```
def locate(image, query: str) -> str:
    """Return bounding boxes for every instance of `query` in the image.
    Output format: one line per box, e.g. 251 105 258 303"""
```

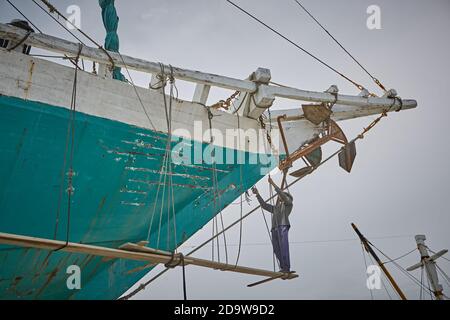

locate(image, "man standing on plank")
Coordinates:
252 176 293 273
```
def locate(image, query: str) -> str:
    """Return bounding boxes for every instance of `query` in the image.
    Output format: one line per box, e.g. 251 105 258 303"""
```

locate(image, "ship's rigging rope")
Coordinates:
293 0 387 93
29 0 85 73
7 0 412 298
53 44 82 250
29 0 185 250
117 52 156 130
381 247 416 265
157 69 171 249
360 242 374 300
436 264 450 287
6 31 32 52
30 1 86 71
5 0 43 33
366 251 394 299
232 100 244 268
5 0 82 70
144 64 178 252
121 100 406 299
165 66 178 252
224 0 368 92
181 254 187 300
137 62 202 252
121 152 322 299
35 0 117 72
366 240 437 298
267 182 279 271
32 0 86 45
170 234 415 249
205 106 229 265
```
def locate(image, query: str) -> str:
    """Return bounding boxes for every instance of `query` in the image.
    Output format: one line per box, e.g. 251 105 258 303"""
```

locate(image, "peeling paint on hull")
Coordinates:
0 95 276 300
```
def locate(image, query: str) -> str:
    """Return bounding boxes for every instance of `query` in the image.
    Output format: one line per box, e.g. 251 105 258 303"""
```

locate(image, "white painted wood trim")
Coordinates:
192 84 210 105
265 85 416 111
0 24 257 93
0 49 277 156
0 23 418 112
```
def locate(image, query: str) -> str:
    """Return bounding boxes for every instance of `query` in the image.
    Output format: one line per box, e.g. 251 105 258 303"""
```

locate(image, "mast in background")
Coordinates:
351 223 407 300
407 235 448 300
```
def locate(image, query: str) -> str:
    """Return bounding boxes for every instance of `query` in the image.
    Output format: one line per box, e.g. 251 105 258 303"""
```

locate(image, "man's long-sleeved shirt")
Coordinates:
255 185 293 229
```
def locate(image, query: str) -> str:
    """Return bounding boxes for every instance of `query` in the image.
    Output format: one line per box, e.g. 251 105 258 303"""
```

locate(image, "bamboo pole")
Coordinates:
0 232 298 280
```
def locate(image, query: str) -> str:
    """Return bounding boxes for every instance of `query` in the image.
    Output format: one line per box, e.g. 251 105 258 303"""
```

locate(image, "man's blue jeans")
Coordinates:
271 225 290 272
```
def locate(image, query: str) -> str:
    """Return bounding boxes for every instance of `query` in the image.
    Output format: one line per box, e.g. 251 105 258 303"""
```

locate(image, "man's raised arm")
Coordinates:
269 177 292 205
252 187 274 213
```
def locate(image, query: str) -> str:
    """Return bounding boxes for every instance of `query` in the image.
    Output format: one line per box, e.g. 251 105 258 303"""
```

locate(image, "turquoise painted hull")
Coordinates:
0 95 275 299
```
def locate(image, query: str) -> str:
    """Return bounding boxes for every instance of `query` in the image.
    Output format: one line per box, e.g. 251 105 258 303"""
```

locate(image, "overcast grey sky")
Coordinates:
2 0 449 300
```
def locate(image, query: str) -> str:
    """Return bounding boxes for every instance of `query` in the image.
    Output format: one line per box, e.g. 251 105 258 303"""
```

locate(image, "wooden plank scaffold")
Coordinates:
0 232 298 282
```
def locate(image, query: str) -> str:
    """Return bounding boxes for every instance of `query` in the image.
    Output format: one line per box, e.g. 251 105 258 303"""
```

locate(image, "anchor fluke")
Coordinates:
290 166 313 178
338 141 357 173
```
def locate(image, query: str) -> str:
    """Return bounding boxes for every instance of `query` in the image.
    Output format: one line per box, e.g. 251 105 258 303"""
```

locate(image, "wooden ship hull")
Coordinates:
0 23 416 299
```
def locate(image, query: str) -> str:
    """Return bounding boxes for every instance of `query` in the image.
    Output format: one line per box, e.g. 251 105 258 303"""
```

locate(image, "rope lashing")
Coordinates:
395 97 403 112
201 100 230 264
98 0 126 81
164 252 188 300
293 0 388 94
121 112 389 300
164 251 184 269
35 0 115 70
6 31 32 52
358 97 401 139
225 0 368 92
54 43 83 251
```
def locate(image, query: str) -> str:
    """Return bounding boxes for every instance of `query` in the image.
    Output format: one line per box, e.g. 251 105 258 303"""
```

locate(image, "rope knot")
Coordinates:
394 97 403 112
165 252 184 269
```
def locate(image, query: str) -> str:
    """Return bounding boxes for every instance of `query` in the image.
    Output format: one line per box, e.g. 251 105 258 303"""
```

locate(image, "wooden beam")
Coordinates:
98 63 112 79
121 243 298 279
0 232 298 280
268 98 416 123
0 23 417 111
192 84 211 105
245 68 274 119
0 23 257 93
265 85 417 112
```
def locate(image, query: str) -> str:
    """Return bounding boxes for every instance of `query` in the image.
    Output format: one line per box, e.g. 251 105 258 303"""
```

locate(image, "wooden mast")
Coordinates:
351 223 407 300
407 235 448 300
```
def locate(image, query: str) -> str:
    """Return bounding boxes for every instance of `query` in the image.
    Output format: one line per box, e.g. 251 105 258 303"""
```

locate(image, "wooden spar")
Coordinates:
268 99 416 122
0 23 418 111
407 235 447 300
0 232 298 280
265 85 416 110
247 274 284 287
0 23 255 93
351 223 407 300
120 243 298 279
